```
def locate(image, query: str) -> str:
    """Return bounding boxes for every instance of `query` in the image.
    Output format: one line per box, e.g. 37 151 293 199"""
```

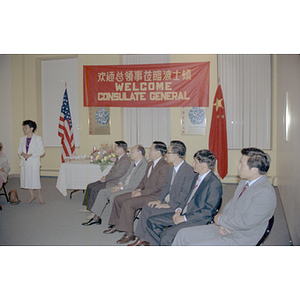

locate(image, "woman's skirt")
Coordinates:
20 165 41 189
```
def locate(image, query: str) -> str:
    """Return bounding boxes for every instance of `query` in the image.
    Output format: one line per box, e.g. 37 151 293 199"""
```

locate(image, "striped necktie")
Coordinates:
182 175 201 214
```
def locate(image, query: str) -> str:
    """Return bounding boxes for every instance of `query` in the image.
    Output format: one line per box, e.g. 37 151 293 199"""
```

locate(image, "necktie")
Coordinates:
238 182 249 199
182 175 201 214
124 163 136 186
164 168 176 203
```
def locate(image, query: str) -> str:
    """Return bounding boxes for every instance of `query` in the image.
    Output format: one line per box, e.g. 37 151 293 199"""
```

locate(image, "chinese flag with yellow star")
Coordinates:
209 84 228 179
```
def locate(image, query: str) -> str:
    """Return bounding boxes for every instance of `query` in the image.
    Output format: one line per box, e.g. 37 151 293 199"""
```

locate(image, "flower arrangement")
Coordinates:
90 143 117 172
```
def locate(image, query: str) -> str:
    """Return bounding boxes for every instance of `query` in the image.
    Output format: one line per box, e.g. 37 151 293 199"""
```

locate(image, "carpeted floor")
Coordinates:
0 176 293 246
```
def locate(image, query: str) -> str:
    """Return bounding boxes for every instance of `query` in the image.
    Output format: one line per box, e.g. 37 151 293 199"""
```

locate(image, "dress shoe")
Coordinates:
116 233 135 244
82 218 102 226
128 238 141 246
128 238 150 246
103 226 117 234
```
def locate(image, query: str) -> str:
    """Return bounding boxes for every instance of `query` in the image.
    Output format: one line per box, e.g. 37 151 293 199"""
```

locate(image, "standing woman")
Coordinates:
17 120 45 204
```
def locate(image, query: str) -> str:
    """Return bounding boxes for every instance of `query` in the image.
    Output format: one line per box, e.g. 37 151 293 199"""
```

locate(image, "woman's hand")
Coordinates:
21 152 32 159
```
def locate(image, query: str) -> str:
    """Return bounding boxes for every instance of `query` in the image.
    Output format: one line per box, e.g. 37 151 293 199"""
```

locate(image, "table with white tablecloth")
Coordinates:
56 160 112 197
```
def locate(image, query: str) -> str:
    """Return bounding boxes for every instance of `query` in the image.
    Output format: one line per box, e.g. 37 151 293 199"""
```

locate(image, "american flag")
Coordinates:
58 88 75 162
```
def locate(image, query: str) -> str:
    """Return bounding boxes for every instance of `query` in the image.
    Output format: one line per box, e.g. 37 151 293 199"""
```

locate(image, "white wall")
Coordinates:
0 54 14 175
276 54 300 245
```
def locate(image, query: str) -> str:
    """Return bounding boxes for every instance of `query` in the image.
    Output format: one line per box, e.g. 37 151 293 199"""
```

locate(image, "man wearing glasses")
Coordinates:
128 140 195 246
103 141 170 244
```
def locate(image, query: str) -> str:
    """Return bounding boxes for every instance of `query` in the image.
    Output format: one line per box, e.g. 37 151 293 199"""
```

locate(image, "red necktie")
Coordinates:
238 182 249 199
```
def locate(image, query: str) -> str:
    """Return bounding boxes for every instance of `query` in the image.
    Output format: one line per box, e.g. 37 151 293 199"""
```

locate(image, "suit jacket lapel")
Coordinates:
195 171 212 196
131 158 144 176
171 163 182 187
182 171 213 210
181 174 198 208
150 157 163 176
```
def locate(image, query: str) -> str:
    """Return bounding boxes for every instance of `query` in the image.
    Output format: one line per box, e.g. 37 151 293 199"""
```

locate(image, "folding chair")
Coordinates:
256 215 274 246
207 197 222 224
0 181 9 202
133 208 142 222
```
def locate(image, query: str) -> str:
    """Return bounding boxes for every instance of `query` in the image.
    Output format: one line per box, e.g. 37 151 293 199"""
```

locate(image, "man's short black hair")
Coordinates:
153 141 167 156
241 147 271 175
115 140 128 152
193 149 216 169
170 140 186 158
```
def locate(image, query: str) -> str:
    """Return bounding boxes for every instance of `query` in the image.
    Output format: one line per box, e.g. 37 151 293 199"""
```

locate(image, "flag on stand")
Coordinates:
209 84 228 179
58 88 75 162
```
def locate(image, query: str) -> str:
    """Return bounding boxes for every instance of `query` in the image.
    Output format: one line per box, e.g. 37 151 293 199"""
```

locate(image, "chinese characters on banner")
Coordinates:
83 62 210 107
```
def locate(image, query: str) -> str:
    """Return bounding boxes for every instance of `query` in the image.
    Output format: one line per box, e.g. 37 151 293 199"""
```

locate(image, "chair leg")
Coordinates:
3 185 9 202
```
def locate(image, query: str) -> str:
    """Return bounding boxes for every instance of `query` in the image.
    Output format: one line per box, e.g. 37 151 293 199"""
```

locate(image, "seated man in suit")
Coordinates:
172 147 277 246
146 149 222 246
81 141 131 212
128 140 195 246
82 145 148 226
103 141 170 244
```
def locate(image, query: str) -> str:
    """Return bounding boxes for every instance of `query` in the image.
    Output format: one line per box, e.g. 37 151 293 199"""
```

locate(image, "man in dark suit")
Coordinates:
172 147 276 246
81 141 131 212
128 140 195 246
103 141 170 244
145 149 223 246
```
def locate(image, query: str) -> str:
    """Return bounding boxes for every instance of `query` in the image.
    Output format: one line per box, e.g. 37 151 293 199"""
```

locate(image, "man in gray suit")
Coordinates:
172 147 277 246
128 140 195 246
145 149 223 246
82 145 148 226
81 141 131 214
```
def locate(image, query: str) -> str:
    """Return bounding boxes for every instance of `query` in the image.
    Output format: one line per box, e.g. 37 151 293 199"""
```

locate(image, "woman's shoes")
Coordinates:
26 197 36 204
82 218 102 226
26 197 45 204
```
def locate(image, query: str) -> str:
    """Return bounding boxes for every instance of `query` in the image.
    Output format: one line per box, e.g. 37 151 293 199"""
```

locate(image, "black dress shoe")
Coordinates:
82 218 102 226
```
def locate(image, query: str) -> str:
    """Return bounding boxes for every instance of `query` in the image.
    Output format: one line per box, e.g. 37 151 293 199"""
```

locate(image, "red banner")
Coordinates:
83 62 210 107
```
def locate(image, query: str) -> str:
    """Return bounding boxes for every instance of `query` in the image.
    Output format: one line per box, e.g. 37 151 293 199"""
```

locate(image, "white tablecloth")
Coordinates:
56 160 112 196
